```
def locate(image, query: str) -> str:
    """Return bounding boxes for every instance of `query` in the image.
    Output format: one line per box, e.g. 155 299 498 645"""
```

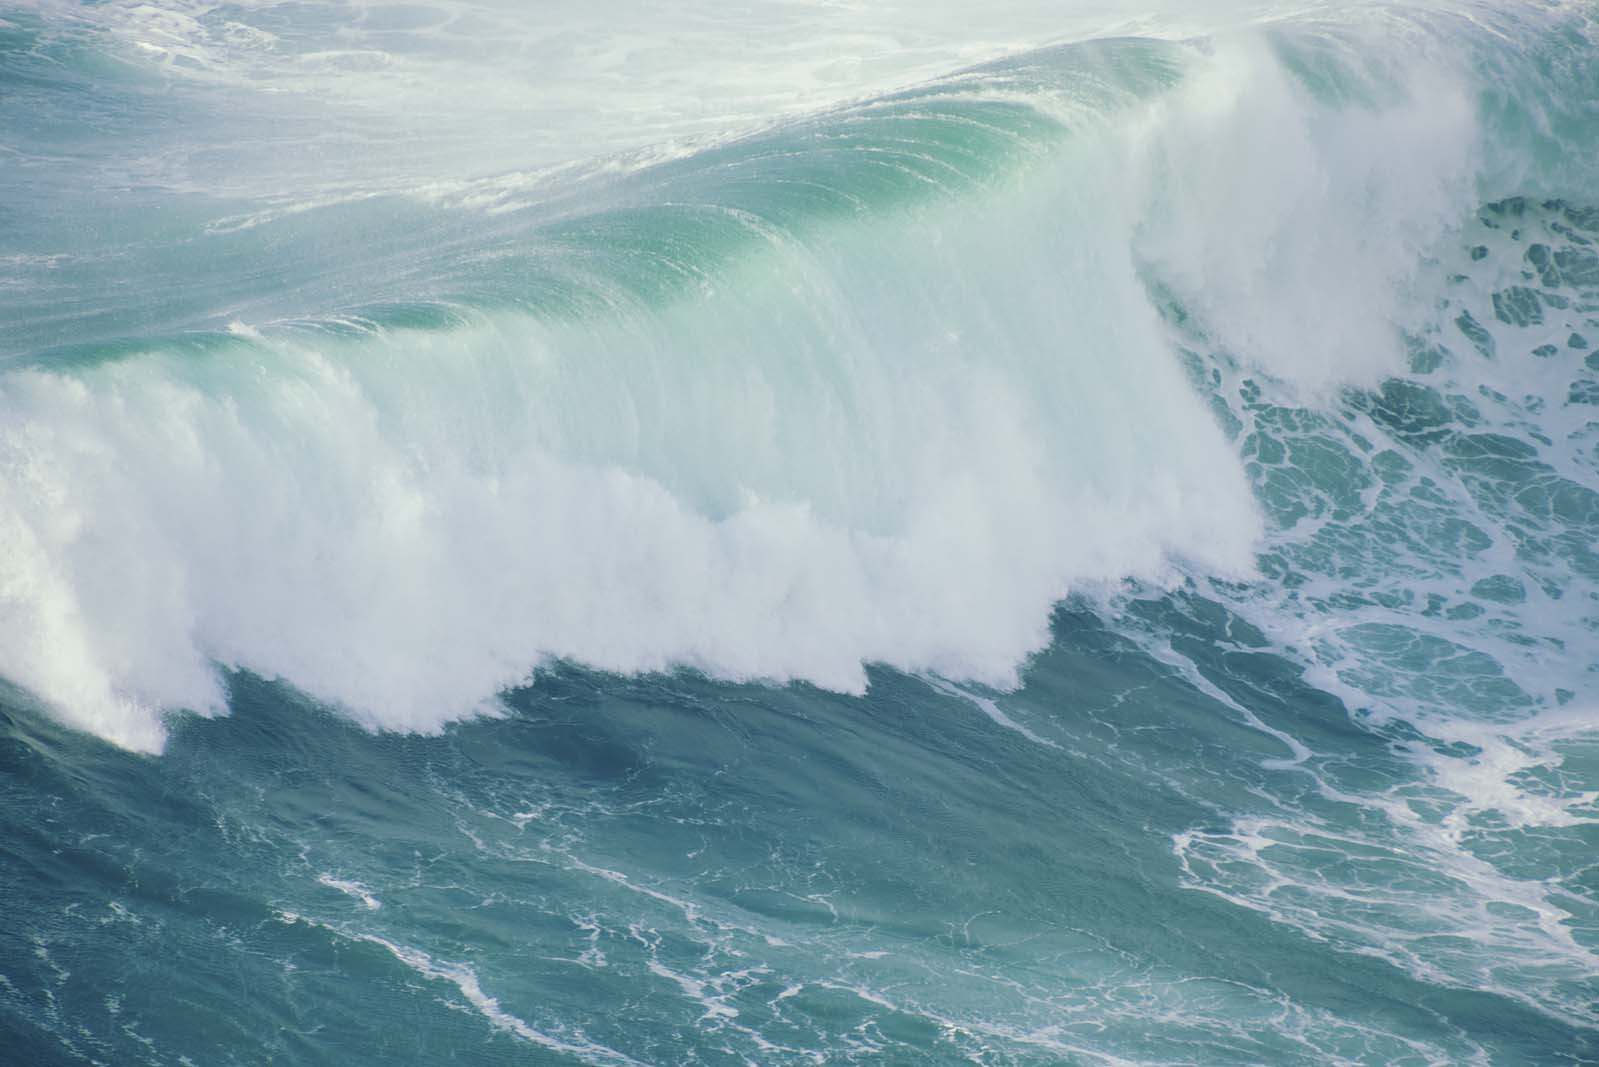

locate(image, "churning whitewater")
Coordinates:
2 2 1598 1065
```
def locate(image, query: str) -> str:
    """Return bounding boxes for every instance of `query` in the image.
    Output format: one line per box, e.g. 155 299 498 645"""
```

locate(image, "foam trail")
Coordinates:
276 912 643 1065
923 676 1061 748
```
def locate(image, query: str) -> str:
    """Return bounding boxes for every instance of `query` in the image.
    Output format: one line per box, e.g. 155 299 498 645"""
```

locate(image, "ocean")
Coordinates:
2 2 1597 1063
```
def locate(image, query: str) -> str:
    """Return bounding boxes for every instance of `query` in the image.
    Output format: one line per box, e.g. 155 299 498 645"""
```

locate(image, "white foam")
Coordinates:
1152 250 1599 1026
1128 30 1480 395
317 874 383 911
0 117 1264 749
923 676 1060 748
277 912 642 1064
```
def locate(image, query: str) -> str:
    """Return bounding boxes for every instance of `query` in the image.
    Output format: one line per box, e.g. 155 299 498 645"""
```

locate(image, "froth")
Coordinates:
0 160 1260 749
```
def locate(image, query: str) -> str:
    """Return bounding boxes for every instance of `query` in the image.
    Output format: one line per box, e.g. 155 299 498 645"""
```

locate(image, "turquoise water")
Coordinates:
3 3 1598 1064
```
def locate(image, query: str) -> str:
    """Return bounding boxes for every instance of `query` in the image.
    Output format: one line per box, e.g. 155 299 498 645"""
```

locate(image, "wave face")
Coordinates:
3 2 1599 1065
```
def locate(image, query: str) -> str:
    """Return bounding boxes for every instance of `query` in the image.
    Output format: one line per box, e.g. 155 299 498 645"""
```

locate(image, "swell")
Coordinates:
1 4 1596 751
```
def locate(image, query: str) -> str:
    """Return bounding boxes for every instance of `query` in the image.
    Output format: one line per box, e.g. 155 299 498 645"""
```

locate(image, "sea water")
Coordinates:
2 2 1597 1064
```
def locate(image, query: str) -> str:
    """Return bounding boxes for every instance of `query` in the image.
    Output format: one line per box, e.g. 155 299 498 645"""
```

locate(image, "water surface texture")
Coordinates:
3 2 1598 1064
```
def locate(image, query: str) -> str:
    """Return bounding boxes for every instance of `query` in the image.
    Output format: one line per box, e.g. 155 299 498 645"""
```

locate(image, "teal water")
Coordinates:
3 3 1599 1064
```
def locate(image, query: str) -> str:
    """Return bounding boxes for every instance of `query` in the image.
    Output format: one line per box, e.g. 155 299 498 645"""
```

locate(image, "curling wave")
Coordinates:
0 3 1595 751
